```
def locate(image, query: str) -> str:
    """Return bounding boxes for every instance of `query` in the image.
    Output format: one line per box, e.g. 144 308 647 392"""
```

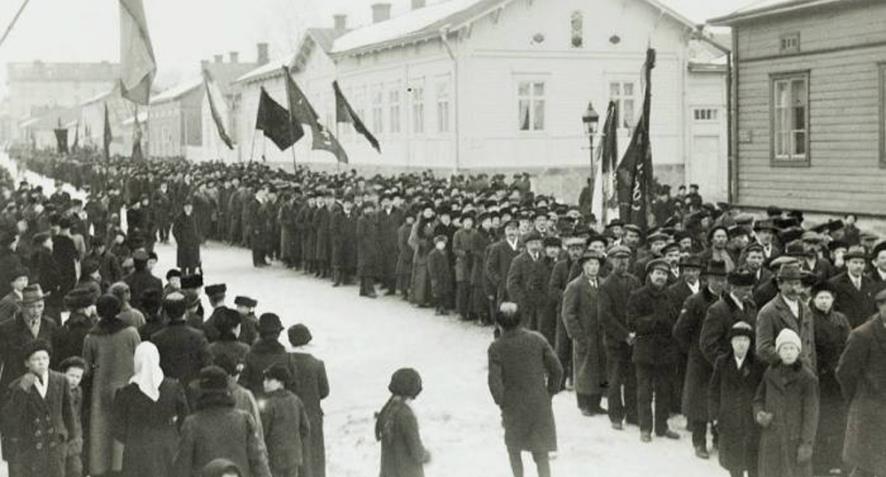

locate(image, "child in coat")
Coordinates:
260 364 310 477
427 235 453 315
59 356 87 477
708 322 765 477
375 368 431 477
753 328 819 477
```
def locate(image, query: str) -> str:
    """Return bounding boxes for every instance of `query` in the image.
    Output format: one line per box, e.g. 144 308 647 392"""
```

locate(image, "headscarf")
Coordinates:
130 341 164 402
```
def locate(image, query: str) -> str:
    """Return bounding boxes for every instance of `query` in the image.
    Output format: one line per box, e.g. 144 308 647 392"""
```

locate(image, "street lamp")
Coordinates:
581 101 600 182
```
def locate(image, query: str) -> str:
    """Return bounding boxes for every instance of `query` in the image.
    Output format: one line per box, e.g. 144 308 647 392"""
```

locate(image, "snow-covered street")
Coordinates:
2 156 724 477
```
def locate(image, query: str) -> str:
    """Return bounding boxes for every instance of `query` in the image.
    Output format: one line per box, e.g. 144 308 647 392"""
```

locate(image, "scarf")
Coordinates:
130 341 164 402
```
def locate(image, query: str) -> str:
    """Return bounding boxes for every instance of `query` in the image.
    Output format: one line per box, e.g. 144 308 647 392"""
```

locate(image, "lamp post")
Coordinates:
581 101 600 191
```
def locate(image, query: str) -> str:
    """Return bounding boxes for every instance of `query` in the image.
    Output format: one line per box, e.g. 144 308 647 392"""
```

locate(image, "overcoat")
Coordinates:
111 379 190 477
753 363 819 477
548 258 579 359
313 206 331 264
357 212 381 278
487 328 563 452
260 389 310 473
123 269 163 307
151 320 212 387
809 306 850 472
0 313 58 403
375 397 427 477
51 310 95 368
427 248 452 301
288 352 330 477
828 272 877 329
756 294 817 371
82 318 141 475
452 228 477 283
627 284 678 365
377 207 404 281
395 222 415 287
330 208 357 271
561 275 606 396
506 251 549 311
173 212 202 270
708 353 765 473
599 271 641 352
672 286 719 421
484 238 520 303
52 234 78 296
836 313 886 474
240 338 296 397
408 220 433 306
700 294 758 366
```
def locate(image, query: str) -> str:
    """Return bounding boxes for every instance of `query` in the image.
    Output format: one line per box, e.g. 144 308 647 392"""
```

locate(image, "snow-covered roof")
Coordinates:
708 0 852 25
331 0 699 56
237 28 347 85
235 54 294 84
121 111 148 127
150 78 202 104
80 88 115 107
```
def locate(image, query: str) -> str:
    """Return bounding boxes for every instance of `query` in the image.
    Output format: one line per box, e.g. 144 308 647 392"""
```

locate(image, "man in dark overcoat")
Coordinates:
356 202 381 298
599 245 640 429
287 324 330 477
172 201 202 275
828 246 877 329
506 231 549 331
313 194 333 279
836 289 886 477
672 260 726 458
667 253 703 417
0 285 58 406
700 269 758 367
485 219 521 306
377 194 404 295
627 258 680 442
240 313 296 398
330 195 358 287
547 235 584 389
123 250 163 307
150 293 212 388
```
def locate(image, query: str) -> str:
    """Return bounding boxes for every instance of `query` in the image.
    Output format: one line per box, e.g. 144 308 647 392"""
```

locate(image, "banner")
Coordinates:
119 0 156 105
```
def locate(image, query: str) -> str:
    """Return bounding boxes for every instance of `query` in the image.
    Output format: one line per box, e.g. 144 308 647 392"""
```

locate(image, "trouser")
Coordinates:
520 304 543 331
577 393 602 410
674 351 687 414
456 281 471 318
158 221 170 242
66 453 83 477
555 311 573 388
252 246 267 266
359 277 375 296
606 346 637 424
636 363 672 435
507 448 551 477
690 419 708 448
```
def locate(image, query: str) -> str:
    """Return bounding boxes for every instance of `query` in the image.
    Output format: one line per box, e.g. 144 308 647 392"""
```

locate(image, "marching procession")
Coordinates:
0 147 884 477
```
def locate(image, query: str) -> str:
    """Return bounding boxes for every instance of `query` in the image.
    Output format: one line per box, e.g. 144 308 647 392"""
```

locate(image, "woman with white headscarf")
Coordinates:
110 341 190 477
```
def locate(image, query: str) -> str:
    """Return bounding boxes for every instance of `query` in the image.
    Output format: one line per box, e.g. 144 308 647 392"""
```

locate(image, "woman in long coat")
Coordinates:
488 302 563 477
83 294 141 476
172 201 201 275
836 303 886 477
356 205 380 296
409 210 435 307
375 368 429 477
808 282 850 475
287 324 330 477
111 342 189 477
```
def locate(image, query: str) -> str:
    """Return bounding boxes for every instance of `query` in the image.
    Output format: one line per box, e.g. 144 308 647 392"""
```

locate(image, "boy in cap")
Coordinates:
428 235 453 315
754 329 819 477
260 363 310 477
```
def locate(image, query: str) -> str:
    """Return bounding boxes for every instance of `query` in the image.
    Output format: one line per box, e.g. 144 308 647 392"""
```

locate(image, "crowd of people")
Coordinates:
0 147 885 477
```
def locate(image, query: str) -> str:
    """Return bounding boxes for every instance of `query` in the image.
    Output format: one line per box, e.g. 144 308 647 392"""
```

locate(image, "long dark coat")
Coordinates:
487 328 563 452
330 208 357 271
548 258 579 360
288 352 330 477
506 251 549 311
260 389 310 472
124 269 163 307
150 320 212 387
484 238 520 304
0 314 58 404
111 379 190 477
708 352 765 473
30 247 63 311
52 234 79 296
809 306 850 473
627 284 678 365
672 286 719 421
700 294 758 366
395 222 414 282
599 271 642 352
753 363 819 477
828 272 877 329
51 310 95 368
313 206 331 264
357 213 380 278
377 207 404 281
298 205 316 263
1 370 78 477
836 313 886 474
172 211 201 270
427 248 452 302
375 397 427 477
561 275 606 396
240 338 296 397
452 228 477 284
408 220 433 306
756 294 817 371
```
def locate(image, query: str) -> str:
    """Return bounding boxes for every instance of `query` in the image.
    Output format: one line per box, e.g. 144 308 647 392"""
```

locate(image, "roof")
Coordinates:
708 0 853 25
121 111 149 127
235 54 295 84
331 0 699 56
150 78 202 104
236 28 347 85
80 88 116 107
18 106 80 130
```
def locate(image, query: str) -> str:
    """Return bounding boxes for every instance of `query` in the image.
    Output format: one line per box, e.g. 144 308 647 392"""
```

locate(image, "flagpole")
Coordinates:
0 0 30 48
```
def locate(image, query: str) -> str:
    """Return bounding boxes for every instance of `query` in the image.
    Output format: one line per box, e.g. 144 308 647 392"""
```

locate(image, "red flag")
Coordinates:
119 0 156 105
616 48 656 230
333 80 380 153
255 87 303 151
203 68 234 150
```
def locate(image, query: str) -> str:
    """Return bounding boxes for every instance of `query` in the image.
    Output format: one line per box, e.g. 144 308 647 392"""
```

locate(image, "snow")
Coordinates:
235 53 296 84
150 78 202 104
1 153 726 477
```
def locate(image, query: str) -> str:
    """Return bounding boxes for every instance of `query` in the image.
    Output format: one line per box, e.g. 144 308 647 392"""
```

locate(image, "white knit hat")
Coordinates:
775 328 802 353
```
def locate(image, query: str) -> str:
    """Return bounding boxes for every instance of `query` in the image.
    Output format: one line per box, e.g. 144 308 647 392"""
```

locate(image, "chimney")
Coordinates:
213 54 223 63
411 0 426 10
257 43 269 65
229 51 239 63
333 14 347 32
371 3 391 23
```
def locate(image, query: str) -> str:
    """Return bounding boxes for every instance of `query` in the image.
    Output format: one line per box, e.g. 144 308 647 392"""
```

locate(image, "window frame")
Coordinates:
388 82 402 135
570 11 584 48
769 70 811 167
515 78 547 133
779 32 801 54
371 85 384 135
879 63 886 168
607 78 640 134
410 79 425 136
435 77 451 134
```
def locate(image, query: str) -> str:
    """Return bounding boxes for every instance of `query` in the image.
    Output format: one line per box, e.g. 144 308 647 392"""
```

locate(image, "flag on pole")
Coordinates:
592 101 619 224
103 103 112 161
255 87 303 151
616 48 656 230
312 124 349 164
283 67 348 163
333 80 380 153
54 128 68 154
202 68 234 150
119 0 156 105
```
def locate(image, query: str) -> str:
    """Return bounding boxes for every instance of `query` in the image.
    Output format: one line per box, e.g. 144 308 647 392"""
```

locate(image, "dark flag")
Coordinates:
103 103 112 161
255 87 303 151
312 123 349 164
119 0 156 105
71 123 80 152
616 48 656 230
54 128 68 154
592 100 620 223
283 67 348 163
202 68 234 150
333 80 380 153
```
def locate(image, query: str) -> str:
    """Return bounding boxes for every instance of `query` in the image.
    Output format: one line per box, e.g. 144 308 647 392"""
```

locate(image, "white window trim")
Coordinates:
514 75 548 134
769 71 810 166
409 79 426 136
435 75 452 134
606 75 640 134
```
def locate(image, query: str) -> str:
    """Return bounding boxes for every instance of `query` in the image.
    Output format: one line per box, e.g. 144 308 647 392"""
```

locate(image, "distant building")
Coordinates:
78 87 132 156
710 0 886 215
5 61 120 140
18 106 79 150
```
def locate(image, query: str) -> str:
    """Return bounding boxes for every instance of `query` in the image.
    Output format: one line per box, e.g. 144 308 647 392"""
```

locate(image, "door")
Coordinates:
690 135 726 202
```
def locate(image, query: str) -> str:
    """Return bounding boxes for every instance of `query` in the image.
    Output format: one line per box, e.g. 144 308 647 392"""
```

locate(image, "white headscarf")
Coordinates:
130 342 164 402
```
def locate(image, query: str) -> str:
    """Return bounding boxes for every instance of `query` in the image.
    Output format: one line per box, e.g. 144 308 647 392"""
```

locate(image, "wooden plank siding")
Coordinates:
733 2 886 215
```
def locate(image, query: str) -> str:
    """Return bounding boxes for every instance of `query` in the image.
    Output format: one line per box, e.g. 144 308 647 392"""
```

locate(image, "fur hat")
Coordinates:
263 363 292 384
258 313 284 335
775 328 802 353
96 294 122 320
64 287 97 310
198 366 230 392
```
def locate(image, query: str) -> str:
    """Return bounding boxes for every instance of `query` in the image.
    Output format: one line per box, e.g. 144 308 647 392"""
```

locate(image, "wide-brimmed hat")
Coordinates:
727 269 756 287
843 246 867 261
21 284 49 305
776 262 804 281
702 260 728 277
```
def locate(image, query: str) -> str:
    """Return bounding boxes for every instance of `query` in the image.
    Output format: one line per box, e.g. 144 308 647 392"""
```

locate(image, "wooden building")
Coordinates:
710 0 886 215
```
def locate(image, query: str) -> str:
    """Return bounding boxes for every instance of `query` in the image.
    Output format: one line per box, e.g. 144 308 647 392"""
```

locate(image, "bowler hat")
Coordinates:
776 263 803 281
21 284 49 305
388 368 423 398
287 324 312 347
258 313 284 334
64 287 97 310
703 260 728 277
727 269 756 287
646 232 669 244
607 245 632 259
233 296 258 308
678 255 702 269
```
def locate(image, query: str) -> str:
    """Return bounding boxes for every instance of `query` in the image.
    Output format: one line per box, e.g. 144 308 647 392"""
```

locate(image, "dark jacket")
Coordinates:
124 269 163 307
810 305 850 472
708 352 765 472
627 284 678 365
506 251 549 310
484 238 521 302
561 275 606 396
836 313 886 473
599 271 641 351
673 286 719 420
356 213 380 277
330 208 357 270
756 294 817 371
288 352 329 477
240 339 295 397
700 294 758 366
260 389 310 472
172 212 201 269
828 272 877 329
427 248 452 301
51 310 95 369
0 314 58 403
151 320 212 387
375 397 428 477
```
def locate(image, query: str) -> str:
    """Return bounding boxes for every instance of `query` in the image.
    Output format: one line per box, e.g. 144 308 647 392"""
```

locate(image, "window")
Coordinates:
609 81 637 130
371 87 384 134
779 33 800 53
880 64 886 167
771 72 810 164
570 11 583 48
517 80 545 131
436 79 450 133
693 108 718 121
389 86 401 134
411 83 425 134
